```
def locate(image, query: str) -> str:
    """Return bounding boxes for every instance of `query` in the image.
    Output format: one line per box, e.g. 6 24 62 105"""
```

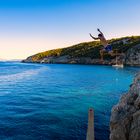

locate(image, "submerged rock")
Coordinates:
110 72 140 140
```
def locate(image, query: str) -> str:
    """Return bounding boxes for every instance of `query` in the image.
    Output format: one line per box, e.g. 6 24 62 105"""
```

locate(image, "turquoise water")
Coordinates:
0 62 139 140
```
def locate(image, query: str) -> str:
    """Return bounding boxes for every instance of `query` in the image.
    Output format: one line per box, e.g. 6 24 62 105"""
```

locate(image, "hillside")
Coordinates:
22 36 140 66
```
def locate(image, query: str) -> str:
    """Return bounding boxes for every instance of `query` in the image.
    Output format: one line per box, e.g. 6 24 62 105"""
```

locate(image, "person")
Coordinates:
89 29 113 61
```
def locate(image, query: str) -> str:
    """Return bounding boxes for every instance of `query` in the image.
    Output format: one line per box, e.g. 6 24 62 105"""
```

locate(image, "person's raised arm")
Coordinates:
97 28 103 35
89 33 99 40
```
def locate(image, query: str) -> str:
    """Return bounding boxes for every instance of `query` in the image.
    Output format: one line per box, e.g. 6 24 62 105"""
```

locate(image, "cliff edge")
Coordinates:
110 72 140 140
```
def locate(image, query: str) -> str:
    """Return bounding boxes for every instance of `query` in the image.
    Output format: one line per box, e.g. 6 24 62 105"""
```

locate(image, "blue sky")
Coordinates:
0 0 140 59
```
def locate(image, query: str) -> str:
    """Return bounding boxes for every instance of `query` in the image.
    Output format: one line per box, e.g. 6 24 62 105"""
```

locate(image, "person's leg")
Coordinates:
108 51 114 56
100 49 104 61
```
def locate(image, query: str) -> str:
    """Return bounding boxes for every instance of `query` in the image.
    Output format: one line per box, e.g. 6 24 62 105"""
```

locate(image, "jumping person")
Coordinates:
89 29 113 61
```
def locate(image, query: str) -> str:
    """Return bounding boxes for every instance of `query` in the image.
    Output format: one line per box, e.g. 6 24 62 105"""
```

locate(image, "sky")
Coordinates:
0 0 140 59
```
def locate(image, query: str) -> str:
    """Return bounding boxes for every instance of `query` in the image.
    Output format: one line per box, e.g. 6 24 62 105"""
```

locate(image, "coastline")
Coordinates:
22 37 140 67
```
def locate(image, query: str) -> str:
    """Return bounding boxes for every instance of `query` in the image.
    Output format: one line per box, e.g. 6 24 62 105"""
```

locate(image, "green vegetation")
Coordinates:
30 36 140 61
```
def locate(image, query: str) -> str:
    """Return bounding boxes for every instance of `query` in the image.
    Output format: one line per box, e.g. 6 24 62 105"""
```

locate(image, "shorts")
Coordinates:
104 45 112 52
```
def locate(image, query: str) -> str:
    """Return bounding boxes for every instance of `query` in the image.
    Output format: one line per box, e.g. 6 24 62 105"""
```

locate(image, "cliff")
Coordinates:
22 36 140 66
110 72 140 140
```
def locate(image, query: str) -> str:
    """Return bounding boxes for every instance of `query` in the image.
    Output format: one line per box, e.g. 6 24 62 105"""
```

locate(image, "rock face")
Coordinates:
125 44 140 66
110 72 140 140
23 55 121 65
39 56 115 65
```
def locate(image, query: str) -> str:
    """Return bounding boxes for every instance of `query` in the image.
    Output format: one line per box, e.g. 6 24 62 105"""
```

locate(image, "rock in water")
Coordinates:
110 72 140 140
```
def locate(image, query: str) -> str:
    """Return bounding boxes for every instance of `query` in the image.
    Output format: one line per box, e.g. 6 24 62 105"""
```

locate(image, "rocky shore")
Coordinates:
22 55 120 65
22 44 140 66
110 72 140 140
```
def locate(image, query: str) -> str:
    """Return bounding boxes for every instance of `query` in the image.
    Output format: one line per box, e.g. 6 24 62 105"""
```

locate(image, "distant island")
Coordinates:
22 36 140 66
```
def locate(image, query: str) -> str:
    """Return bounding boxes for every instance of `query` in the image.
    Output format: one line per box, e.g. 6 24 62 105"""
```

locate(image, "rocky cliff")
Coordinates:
22 36 140 66
125 44 140 66
110 72 140 140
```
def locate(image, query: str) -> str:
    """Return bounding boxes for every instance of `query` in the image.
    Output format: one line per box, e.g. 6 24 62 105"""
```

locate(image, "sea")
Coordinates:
0 61 139 140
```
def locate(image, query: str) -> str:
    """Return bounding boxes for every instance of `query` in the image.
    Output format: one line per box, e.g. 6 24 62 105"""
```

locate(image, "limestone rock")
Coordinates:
110 72 140 140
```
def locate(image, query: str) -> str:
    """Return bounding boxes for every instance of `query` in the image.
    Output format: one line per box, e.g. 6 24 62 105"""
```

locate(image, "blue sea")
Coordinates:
0 62 139 140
